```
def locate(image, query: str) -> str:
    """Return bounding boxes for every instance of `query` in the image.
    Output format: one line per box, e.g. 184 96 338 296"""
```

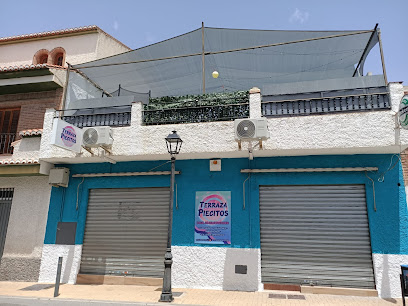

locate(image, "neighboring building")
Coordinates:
7 25 408 299
0 26 130 281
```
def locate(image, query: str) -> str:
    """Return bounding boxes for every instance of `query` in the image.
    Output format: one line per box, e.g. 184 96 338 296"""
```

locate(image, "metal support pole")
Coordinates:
401 273 406 306
54 256 63 297
201 22 205 94
352 24 378 77
159 156 175 302
60 63 71 118
377 29 388 84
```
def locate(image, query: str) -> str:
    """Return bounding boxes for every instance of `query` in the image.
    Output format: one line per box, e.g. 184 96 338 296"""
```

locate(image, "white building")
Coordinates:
0 26 130 281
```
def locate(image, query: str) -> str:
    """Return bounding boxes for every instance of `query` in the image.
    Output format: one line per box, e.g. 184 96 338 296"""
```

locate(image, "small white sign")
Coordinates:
50 118 83 153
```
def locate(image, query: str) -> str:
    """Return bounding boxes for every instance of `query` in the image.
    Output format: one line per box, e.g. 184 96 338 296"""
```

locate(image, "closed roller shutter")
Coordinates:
80 187 169 277
259 185 375 289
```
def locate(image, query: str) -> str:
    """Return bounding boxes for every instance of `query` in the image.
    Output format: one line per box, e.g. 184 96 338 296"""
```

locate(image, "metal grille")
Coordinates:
262 93 389 117
0 188 13 263
259 185 375 289
0 133 16 155
63 112 131 128
80 187 170 277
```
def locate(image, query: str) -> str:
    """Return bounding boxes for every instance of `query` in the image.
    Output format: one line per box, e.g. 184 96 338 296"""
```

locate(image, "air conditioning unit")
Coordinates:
234 118 269 141
82 126 113 148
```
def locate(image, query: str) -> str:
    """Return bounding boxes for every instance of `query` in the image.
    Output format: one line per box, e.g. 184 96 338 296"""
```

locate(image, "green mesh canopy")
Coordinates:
73 26 380 98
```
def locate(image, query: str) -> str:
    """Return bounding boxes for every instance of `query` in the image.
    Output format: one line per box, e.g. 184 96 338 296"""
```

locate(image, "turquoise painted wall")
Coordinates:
43 154 408 254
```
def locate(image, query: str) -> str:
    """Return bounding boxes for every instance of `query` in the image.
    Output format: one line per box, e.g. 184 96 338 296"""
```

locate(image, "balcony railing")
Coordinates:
0 133 16 155
62 106 131 128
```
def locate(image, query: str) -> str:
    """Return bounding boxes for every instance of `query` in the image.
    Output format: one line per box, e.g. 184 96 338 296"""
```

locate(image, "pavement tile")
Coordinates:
0 282 405 305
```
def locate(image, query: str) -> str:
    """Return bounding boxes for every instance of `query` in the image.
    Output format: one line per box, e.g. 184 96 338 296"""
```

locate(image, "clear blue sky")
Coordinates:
1 0 407 84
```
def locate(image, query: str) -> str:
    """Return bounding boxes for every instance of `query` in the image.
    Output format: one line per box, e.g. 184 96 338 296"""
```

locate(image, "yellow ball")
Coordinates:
212 71 219 78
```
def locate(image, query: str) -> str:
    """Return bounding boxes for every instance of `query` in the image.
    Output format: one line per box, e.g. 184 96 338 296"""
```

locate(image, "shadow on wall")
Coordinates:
61 246 74 283
222 248 260 291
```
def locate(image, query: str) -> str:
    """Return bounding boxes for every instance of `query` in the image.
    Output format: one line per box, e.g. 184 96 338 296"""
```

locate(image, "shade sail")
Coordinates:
73 26 380 98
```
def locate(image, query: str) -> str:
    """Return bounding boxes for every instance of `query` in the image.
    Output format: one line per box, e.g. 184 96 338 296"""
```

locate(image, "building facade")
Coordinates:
0 26 130 281
36 78 408 298
2 25 407 299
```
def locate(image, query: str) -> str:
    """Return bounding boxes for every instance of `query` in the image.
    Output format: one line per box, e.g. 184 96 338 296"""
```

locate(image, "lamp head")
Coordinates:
165 130 183 156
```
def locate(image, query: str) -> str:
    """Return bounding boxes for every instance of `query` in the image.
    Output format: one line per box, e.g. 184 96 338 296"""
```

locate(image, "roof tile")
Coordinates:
19 129 43 137
0 25 98 43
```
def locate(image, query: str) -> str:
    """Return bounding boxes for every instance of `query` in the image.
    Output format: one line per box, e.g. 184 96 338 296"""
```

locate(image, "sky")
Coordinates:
1 0 407 85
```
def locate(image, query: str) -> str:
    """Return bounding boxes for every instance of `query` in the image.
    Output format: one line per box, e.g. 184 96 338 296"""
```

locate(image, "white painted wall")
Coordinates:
0 34 98 67
38 244 82 284
40 83 408 164
1 176 51 256
95 31 129 59
8 137 41 160
172 246 261 291
0 31 129 68
372 253 408 298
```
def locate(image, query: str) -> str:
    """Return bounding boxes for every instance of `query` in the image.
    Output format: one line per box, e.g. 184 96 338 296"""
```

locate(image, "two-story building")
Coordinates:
12 25 408 299
0 26 130 281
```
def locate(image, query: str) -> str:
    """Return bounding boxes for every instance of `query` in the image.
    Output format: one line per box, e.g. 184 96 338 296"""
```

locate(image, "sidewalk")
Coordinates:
0 282 404 306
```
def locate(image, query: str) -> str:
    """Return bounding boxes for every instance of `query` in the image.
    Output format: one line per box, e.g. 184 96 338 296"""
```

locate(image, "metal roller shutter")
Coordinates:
80 187 169 277
259 185 375 289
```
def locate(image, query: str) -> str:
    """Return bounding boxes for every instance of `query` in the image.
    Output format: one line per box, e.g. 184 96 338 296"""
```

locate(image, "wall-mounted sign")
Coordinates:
194 191 231 245
399 95 408 130
50 118 83 153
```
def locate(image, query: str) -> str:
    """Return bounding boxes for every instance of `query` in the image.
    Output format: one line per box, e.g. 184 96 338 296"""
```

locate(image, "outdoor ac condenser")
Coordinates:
234 118 269 141
82 126 113 148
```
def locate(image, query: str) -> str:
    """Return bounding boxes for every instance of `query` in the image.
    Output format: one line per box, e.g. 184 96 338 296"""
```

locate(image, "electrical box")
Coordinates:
210 159 221 171
49 168 70 187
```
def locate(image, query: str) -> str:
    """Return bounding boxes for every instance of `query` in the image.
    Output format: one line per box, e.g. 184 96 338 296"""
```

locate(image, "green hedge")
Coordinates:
145 90 249 111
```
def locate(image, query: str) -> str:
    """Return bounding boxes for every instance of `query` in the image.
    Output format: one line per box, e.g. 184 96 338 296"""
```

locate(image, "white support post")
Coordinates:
249 87 262 119
131 101 143 126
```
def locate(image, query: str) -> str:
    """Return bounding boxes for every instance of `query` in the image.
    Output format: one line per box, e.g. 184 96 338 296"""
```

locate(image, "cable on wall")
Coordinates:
365 171 377 212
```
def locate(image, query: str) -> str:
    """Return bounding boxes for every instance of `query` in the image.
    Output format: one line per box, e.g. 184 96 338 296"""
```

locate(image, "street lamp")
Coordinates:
160 130 182 302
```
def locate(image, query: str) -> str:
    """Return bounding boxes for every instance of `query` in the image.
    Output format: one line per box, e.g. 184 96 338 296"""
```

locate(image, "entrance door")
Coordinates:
259 185 375 289
80 187 170 277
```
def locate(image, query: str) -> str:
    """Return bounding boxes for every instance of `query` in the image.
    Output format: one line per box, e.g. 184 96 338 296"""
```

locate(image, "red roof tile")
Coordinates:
0 159 39 165
19 129 43 137
0 26 98 43
0 25 130 50
0 64 66 73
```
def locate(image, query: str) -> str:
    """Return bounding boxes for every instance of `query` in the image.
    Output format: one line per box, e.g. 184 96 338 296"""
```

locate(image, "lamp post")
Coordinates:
160 131 182 302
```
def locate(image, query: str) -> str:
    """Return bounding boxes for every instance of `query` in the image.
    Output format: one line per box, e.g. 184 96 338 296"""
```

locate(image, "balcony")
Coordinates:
39 80 408 164
0 133 16 155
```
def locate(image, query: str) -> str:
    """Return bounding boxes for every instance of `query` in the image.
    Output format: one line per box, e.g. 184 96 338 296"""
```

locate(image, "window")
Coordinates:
39 55 48 64
33 49 49 65
56 54 63 66
50 47 66 66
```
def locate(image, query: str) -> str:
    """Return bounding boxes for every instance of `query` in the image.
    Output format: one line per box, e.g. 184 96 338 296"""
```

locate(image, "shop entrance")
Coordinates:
259 184 375 289
80 187 169 278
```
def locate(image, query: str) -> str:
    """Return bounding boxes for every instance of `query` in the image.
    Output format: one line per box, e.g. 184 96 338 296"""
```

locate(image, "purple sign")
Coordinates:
194 191 231 245
61 126 77 147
